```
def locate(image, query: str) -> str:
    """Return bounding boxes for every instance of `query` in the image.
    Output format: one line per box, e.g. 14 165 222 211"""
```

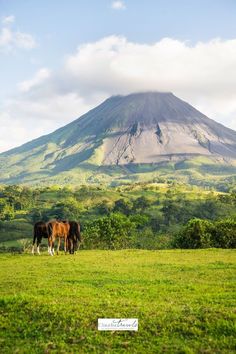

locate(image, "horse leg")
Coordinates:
70 239 74 254
36 241 40 255
56 237 60 255
67 238 71 254
71 238 75 254
52 239 55 255
35 236 41 255
32 234 37 255
64 236 67 254
48 237 54 256
48 237 51 254
68 239 72 254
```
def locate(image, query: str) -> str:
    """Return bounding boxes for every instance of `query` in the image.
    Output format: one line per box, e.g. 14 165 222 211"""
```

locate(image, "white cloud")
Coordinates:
0 91 102 153
111 1 126 10
64 36 236 127
2 15 15 25
0 16 36 52
0 28 12 46
14 30 36 49
1 35 236 152
18 68 51 92
0 111 32 152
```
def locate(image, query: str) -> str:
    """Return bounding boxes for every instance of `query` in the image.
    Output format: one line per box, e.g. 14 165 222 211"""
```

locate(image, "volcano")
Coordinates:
0 92 236 185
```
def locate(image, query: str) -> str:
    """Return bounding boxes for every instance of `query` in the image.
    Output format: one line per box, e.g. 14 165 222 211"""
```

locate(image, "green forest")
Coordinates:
0 181 235 252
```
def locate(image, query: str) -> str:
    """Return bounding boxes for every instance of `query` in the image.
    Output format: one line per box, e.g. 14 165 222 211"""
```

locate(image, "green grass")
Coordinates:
0 249 235 353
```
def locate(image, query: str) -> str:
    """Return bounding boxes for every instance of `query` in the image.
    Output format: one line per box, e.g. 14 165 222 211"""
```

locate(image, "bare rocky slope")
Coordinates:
0 92 236 185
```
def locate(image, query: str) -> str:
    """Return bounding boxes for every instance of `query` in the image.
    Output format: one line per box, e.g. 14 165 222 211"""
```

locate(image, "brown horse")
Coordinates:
66 221 82 254
32 221 50 255
48 220 70 256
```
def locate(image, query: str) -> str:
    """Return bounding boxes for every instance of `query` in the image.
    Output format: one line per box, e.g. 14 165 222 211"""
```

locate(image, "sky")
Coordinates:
0 0 236 152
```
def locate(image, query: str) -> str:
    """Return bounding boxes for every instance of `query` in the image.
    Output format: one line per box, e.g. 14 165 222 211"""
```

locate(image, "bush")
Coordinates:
0 200 15 221
50 197 82 220
174 218 236 249
174 219 213 249
83 213 136 249
132 196 151 211
129 214 149 230
211 219 236 248
133 227 171 249
113 199 133 216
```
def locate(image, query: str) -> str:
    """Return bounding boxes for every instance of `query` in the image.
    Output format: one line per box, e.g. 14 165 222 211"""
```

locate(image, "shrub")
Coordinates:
83 213 136 249
174 219 213 248
132 196 151 211
113 199 133 216
174 218 236 249
211 219 236 248
0 200 15 221
133 227 171 249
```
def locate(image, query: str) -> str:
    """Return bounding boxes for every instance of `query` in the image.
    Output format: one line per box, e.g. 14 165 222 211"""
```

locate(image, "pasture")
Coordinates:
0 249 235 353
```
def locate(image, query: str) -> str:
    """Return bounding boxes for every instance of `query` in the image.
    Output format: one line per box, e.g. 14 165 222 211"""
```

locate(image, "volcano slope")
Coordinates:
0 92 236 185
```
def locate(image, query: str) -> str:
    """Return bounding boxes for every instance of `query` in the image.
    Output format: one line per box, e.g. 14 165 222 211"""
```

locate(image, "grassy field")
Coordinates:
0 249 235 353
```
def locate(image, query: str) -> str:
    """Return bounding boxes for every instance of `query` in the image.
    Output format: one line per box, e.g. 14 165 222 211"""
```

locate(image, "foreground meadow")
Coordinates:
0 249 235 353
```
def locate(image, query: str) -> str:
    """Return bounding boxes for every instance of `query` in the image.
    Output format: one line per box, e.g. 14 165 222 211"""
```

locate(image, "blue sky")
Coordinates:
0 0 236 151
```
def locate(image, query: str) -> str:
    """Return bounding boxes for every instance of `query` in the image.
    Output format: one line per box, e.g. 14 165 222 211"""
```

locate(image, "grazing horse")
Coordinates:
48 220 70 256
66 221 82 254
32 221 50 255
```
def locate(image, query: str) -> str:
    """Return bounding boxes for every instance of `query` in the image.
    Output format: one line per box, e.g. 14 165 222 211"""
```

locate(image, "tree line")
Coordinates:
0 184 235 250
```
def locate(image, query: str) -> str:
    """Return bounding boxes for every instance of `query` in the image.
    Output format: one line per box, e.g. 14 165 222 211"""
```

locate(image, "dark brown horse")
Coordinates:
48 220 70 256
66 221 82 254
32 221 50 255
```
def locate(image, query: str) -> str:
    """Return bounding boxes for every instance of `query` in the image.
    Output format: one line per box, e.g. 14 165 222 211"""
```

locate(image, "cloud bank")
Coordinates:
1 35 236 152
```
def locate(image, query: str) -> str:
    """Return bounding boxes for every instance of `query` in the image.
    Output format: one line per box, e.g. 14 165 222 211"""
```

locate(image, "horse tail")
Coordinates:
47 221 53 238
